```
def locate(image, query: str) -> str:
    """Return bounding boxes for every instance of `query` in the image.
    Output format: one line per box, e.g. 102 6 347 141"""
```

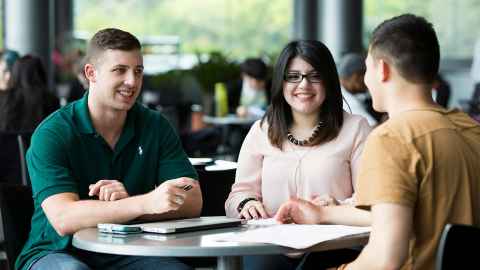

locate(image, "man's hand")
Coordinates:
275 198 322 224
239 200 269 220
89 180 129 201
143 177 198 215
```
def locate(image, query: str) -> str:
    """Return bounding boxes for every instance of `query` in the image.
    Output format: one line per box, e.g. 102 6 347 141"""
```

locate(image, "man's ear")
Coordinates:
84 63 96 83
378 59 390 82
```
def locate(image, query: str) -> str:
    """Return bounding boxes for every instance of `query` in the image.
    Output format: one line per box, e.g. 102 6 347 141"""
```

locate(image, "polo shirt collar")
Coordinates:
75 92 96 134
115 105 137 152
74 92 138 147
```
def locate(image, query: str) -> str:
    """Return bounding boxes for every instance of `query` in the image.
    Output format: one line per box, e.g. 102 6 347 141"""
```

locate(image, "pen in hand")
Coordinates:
182 184 193 191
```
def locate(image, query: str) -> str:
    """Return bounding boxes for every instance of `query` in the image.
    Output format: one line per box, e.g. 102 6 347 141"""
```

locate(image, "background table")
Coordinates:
203 115 258 126
73 222 368 270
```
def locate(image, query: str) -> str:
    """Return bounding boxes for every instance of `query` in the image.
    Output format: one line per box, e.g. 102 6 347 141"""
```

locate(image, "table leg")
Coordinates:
217 256 242 270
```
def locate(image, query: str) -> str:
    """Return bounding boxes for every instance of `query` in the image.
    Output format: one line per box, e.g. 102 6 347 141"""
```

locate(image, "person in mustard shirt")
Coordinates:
16 28 202 270
275 14 480 269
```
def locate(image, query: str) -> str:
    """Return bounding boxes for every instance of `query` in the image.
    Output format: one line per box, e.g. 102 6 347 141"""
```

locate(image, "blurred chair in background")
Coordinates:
196 165 236 217
0 131 32 186
0 183 34 270
435 224 480 270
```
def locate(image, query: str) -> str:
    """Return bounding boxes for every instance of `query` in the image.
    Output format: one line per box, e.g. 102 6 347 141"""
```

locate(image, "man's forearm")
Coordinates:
321 205 371 226
46 193 148 236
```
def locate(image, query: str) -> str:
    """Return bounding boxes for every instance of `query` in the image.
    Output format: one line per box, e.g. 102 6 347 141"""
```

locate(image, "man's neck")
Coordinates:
385 82 441 117
88 99 127 149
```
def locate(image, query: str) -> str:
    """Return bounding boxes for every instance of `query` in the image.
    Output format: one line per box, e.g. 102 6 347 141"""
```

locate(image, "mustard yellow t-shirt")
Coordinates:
356 107 480 270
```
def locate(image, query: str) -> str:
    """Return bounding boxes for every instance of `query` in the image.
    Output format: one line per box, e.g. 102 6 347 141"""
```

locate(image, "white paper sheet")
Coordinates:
217 224 371 249
246 218 280 226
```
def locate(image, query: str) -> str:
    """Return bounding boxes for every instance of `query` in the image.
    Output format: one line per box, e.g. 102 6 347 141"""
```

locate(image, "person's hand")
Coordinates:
89 180 129 201
311 194 339 206
275 198 322 224
143 177 198 215
236 106 248 118
239 200 269 220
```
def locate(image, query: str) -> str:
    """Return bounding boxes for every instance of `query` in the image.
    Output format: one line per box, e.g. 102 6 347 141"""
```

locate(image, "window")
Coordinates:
74 0 291 59
364 0 480 59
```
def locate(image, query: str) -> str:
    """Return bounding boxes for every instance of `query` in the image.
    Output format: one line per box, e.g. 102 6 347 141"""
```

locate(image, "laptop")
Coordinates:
137 216 245 234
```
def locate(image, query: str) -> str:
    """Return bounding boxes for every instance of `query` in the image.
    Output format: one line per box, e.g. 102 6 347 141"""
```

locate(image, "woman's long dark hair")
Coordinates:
0 55 58 132
261 40 344 150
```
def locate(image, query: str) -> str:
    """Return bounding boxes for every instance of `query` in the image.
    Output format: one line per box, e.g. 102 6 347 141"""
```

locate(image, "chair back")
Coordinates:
0 131 32 186
196 167 236 216
0 183 34 270
436 223 480 270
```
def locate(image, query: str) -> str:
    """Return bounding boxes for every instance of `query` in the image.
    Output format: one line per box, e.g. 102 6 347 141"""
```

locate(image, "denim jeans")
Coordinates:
29 249 193 270
243 248 361 270
243 254 303 270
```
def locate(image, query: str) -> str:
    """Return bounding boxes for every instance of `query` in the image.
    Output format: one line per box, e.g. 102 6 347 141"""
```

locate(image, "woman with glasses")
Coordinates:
225 40 372 270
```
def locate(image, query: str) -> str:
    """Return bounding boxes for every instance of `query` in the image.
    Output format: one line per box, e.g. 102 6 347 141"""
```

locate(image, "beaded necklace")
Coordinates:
286 121 324 146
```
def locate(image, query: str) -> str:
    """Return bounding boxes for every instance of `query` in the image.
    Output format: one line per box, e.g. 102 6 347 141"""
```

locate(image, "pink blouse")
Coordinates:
225 112 372 217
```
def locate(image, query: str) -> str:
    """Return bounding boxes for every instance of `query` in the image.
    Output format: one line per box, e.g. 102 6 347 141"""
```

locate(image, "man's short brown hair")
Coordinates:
85 28 141 64
369 14 439 85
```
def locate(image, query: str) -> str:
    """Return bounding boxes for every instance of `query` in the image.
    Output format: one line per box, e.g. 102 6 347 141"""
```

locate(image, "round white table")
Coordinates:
73 224 368 270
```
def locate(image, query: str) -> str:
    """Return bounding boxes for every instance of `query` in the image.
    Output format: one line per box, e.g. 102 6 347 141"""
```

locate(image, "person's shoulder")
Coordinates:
131 103 179 142
254 119 271 134
370 108 455 143
445 109 480 131
31 102 76 145
343 111 369 124
342 112 373 133
36 102 75 132
133 102 170 128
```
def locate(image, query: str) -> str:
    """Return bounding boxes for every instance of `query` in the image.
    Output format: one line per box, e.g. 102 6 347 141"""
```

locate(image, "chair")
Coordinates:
0 183 34 270
435 223 480 270
0 131 32 186
196 166 236 216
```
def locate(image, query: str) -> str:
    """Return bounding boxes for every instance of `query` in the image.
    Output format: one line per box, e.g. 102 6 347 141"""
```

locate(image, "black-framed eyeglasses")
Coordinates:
284 71 322 83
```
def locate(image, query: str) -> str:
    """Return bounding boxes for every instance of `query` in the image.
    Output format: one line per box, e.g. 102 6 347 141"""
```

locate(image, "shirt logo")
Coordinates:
138 146 143 156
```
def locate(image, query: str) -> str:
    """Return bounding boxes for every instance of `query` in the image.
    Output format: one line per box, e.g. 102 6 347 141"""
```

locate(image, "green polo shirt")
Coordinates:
16 93 197 270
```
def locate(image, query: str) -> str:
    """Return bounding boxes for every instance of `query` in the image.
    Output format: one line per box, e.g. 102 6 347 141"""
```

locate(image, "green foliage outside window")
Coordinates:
364 0 480 59
74 0 291 59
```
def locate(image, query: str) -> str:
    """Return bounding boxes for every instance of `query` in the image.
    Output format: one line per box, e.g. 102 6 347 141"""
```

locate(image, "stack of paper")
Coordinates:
216 219 370 249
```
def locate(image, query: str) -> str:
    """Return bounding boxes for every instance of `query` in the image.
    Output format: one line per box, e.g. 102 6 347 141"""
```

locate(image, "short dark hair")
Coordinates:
85 28 141 64
261 40 343 150
369 14 439 84
241 58 267 80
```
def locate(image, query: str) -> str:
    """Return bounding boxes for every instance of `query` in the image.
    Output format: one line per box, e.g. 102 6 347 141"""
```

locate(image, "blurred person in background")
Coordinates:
66 51 88 103
0 49 19 91
0 49 20 107
0 55 59 132
227 58 270 118
338 53 378 126
431 73 451 108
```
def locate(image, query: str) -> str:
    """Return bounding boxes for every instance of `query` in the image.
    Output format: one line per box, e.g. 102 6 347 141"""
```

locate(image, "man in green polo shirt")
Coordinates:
16 28 202 270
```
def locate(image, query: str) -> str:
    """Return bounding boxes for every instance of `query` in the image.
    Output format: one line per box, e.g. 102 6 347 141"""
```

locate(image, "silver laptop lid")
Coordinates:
140 216 245 234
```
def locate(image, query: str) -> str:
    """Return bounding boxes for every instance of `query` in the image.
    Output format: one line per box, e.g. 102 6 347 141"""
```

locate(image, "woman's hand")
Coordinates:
311 194 339 206
239 200 269 220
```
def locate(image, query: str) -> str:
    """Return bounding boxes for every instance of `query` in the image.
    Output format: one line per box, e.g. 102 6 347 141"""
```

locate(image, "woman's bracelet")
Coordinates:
237 197 258 213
